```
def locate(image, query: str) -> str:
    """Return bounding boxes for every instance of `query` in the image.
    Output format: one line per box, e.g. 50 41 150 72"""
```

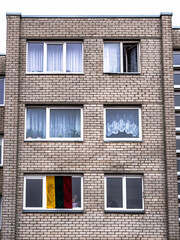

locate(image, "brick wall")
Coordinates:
1 14 179 239
173 28 180 48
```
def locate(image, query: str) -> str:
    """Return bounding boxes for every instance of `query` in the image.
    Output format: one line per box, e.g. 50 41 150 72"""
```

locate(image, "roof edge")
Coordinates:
6 12 21 16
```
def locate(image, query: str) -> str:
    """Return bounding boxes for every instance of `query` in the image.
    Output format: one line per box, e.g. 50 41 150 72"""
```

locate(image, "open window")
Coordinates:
104 42 140 73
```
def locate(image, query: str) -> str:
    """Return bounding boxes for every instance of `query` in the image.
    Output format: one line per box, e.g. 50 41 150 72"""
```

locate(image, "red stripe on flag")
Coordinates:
63 176 72 208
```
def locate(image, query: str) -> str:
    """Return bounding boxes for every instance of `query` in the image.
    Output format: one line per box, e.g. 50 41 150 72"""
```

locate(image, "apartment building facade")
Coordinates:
0 12 180 239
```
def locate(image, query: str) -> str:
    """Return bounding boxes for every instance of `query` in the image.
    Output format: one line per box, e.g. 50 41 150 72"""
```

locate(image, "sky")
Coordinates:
0 0 180 53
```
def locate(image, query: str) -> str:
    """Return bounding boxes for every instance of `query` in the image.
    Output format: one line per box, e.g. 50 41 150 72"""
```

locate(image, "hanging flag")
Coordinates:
46 176 72 208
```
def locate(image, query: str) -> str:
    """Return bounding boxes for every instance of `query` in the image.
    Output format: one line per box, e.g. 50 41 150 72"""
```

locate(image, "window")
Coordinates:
27 42 83 73
175 92 180 109
174 71 180 88
105 175 144 212
0 196 1 229
104 42 140 73
25 107 83 141
0 78 4 105
178 181 180 199
176 135 180 153
179 204 180 221
173 51 180 67
176 113 180 131
104 107 142 141
0 138 3 166
177 158 180 175
24 175 83 211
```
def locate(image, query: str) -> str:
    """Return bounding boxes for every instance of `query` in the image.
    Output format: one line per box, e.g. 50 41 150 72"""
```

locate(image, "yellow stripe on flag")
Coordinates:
46 176 56 208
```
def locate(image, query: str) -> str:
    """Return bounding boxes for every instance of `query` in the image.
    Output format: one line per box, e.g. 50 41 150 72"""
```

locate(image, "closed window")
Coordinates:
25 107 83 141
175 92 180 109
104 107 142 141
175 113 180 131
0 78 4 105
27 42 83 73
105 175 143 212
177 158 180 175
173 51 180 66
174 71 180 87
178 181 180 199
24 175 83 211
0 196 1 229
104 42 140 73
176 135 180 153
0 138 3 166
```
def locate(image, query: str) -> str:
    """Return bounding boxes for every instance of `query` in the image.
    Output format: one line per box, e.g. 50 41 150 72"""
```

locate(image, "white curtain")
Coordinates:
104 43 120 72
106 109 139 138
47 44 63 72
66 44 82 72
26 108 46 138
50 109 81 138
28 43 44 72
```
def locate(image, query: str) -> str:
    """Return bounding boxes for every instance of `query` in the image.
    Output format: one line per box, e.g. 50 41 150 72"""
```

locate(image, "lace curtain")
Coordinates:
106 109 139 138
47 44 63 72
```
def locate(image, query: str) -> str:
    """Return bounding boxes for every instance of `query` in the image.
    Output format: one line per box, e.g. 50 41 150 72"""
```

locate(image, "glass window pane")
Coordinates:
179 206 180 218
174 74 180 85
106 109 139 138
26 179 43 207
107 177 122 208
0 196 1 229
173 53 180 65
177 159 180 172
26 108 46 139
176 139 180 150
104 43 120 72
176 115 180 128
123 44 138 72
178 182 180 195
0 79 4 105
28 43 44 72
66 43 82 72
72 177 81 208
126 178 142 209
175 95 180 107
50 109 81 138
0 139 2 165
47 44 63 72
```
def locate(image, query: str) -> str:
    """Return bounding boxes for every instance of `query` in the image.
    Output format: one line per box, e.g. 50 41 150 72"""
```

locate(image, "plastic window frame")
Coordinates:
174 71 180 89
0 138 3 166
25 107 83 141
103 41 140 74
177 158 180 176
104 106 142 142
23 174 83 211
26 41 83 74
104 175 144 212
173 51 180 68
176 135 180 153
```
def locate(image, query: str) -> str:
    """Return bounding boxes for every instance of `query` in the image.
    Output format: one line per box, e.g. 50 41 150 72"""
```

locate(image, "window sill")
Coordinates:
104 139 142 142
104 210 145 214
103 72 141 75
23 210 84 213
26 72 84 75
24 139 83 142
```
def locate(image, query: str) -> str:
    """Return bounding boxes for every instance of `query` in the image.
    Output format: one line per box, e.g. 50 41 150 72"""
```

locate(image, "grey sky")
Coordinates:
0 0 180 53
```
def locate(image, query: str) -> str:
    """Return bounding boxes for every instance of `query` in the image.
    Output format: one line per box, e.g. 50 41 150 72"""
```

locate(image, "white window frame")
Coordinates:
104 107 142 141
179 203 180 222
103 41 140 73
174 71 180 89
0 78 5 106
176 135 180 153
104 175 144 212
0 138 3 166
25 107 83 141
26 41 83 74
177 157 180 176
23 175 83 211
173 51 180 68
